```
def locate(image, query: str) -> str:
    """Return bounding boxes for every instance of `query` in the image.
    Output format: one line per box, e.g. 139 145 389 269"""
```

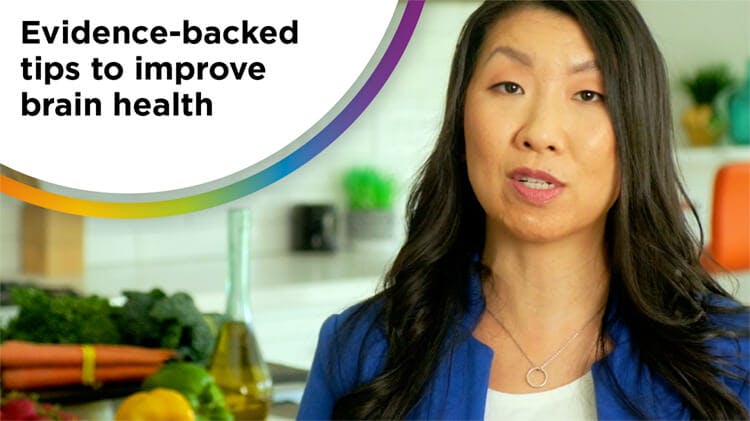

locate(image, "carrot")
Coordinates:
2 365 163 390
0 341 175 367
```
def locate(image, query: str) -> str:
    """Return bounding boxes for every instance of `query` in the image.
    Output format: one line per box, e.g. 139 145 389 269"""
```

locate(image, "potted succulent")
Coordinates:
681 64 734 146
343 167 396 244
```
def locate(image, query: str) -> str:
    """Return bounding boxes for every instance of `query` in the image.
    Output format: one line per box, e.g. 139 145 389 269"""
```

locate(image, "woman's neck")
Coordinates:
481 223 610 335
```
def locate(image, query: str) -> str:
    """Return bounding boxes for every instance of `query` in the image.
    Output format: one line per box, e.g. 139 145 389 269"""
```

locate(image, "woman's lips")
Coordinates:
508 167 564 206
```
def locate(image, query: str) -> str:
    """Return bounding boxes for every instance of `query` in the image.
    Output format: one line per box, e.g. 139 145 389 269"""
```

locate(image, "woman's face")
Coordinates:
463 6 619 243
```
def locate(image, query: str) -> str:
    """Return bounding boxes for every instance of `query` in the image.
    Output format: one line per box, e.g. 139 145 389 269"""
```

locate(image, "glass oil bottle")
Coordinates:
209 208 272 420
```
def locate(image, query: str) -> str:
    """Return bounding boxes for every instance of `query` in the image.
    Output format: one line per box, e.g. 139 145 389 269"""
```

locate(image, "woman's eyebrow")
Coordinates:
484 45 532 67
569 60 600 74
484 45 600 74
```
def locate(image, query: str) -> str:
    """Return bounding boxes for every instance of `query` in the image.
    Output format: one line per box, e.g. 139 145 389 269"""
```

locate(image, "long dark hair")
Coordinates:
332 1 749 419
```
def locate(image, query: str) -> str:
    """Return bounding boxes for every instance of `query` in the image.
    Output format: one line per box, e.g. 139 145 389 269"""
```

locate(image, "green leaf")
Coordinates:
681 64 735 104
343 167 396 210
3 287 121 344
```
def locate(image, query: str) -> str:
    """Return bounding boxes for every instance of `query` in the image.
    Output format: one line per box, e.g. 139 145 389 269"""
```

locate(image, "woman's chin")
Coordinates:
505 226 568 243
491 214 578 244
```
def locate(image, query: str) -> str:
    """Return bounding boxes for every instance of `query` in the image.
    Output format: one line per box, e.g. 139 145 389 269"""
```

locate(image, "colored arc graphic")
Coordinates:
0 1 424 218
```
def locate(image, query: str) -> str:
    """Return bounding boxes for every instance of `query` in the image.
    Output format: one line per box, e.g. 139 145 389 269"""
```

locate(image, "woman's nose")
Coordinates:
513 98 565 153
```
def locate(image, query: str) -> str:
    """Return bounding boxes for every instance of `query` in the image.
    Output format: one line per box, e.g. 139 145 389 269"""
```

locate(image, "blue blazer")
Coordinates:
298 271 749 420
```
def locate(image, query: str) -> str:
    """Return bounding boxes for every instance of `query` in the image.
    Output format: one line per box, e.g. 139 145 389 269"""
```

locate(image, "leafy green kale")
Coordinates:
116 289 214 364
1 287 121 344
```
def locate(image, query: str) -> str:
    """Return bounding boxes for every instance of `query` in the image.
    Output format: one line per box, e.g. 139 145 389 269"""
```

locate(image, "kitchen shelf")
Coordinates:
676 144 750 163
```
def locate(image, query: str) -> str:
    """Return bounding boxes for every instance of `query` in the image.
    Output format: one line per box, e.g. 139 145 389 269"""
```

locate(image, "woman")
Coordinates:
298 1 749 419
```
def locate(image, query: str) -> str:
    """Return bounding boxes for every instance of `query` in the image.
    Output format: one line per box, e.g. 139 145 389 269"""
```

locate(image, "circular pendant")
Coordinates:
525 366 548 388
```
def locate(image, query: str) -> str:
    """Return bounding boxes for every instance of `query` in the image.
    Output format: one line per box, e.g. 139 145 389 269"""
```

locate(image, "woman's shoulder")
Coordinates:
298 298 389 419
313 298 389 394
704 294 749 351
320 296 386 348
704 293 749 329
702 294 749 401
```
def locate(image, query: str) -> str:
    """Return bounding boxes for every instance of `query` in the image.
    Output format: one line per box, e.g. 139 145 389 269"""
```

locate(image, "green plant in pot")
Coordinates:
681 64 733 146
343 167 396 244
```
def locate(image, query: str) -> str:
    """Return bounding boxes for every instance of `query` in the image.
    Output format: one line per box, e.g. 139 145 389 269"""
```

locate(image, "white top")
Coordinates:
484 371 597 421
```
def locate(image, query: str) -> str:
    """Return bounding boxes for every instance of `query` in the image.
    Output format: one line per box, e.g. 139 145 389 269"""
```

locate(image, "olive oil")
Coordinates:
208 209 273 420
210 321 272 420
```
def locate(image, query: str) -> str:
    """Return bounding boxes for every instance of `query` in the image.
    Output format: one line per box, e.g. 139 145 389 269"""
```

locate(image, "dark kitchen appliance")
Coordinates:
291 205 337 251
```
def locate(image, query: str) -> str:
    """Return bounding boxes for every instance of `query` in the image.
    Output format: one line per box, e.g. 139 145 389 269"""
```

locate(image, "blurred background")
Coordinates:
1 0 748 415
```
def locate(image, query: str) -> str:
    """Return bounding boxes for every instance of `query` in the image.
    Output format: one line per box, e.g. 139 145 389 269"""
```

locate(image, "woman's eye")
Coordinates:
574 90 605 102
493 82 524 95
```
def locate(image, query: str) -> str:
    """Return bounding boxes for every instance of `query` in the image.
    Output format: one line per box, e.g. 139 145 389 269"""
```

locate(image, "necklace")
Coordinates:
484 304 603 389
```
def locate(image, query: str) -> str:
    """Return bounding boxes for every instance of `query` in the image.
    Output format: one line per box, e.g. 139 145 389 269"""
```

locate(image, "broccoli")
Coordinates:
116 289 168 347
116 289 215 364
2 287 121 344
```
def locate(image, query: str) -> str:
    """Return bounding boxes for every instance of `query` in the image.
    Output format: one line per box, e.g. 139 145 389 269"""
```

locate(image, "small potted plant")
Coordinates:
343 167 396 245
681 64 734 146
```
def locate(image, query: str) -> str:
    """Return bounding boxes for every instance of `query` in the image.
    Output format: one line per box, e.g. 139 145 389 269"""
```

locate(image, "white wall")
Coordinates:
0 198 22 274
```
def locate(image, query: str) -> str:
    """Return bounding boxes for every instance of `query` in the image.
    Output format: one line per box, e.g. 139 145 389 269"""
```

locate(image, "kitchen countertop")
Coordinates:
2 251 395 369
